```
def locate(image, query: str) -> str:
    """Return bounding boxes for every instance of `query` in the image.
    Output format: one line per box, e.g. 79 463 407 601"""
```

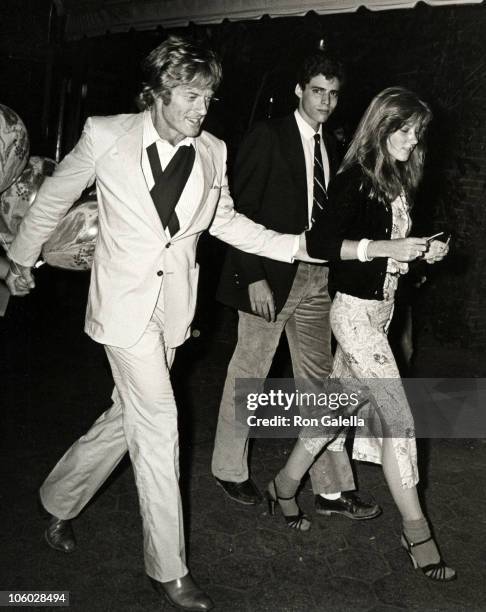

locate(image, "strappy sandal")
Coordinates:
401 532 457 581
266 479 311 531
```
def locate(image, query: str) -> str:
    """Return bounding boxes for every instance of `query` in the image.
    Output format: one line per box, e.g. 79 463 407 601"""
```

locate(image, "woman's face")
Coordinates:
387 120 421 162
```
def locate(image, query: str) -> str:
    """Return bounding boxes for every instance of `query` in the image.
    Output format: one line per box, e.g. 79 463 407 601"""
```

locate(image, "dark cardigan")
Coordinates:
306 163 399 301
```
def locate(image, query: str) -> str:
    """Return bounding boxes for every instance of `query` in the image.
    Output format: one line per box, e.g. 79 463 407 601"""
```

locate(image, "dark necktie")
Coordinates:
311 133 327 226
146 142 196 237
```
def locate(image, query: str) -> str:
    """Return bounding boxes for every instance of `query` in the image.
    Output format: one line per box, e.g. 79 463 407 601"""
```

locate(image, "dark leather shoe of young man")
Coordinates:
315 491 381 520
151 573 213 611
44 515 76 553
215 477 263 505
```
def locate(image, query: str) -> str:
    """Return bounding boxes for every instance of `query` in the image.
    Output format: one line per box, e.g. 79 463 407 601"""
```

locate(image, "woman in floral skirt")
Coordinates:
266 87 455 582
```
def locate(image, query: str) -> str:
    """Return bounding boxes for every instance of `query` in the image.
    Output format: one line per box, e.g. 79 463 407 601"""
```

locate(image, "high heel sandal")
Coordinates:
401 532 456 581
266 480 311 531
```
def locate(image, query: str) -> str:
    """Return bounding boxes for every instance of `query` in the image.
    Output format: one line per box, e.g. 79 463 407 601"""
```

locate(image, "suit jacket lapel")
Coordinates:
116 115 166 239
322 128 340 180
176 137 215 236
279 115 307 209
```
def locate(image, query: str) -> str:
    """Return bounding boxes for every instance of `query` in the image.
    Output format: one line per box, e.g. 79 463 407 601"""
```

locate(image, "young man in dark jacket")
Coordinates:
212 51 380 521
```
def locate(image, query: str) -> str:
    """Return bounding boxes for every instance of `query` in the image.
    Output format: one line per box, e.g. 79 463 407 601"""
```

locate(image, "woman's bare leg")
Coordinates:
382 437 454 578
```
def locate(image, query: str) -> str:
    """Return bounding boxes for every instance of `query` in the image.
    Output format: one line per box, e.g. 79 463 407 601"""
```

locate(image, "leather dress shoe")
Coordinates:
215 477 262 505
151 573 213 611
44 515 76 553
315 491 381 520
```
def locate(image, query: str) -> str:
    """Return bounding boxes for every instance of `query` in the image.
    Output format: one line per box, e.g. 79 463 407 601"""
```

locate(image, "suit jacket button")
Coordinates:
157 270 163 277
165 242 171 249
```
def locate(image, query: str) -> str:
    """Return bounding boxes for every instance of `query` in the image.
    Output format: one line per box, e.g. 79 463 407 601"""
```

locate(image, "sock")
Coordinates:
320 491 341 500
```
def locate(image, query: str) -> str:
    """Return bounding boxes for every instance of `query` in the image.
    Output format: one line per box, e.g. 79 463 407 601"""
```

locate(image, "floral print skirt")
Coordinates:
302 291 419 489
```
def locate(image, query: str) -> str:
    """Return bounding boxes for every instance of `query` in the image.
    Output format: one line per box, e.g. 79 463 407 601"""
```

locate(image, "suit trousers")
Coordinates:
212 262 355 494
39 291 187 582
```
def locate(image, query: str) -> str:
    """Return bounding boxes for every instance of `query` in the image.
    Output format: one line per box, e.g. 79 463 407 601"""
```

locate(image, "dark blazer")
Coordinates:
216 114 340 313
306 163 396 300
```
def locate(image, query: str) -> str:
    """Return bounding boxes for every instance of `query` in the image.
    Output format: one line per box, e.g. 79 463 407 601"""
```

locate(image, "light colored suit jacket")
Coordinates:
9 113 297 348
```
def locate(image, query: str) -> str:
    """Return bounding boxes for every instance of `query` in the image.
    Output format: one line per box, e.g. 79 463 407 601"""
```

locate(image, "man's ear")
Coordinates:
295 83 303 99
161 89 172 105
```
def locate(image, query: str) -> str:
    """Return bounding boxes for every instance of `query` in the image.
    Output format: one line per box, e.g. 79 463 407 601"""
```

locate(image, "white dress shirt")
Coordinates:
294 109 331 228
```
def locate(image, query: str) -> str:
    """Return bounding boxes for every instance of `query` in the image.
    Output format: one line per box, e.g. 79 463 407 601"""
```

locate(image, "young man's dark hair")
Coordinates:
297 51 346 89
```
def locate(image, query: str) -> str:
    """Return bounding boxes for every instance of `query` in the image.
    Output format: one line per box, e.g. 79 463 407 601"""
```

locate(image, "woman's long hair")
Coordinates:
341 87 432 203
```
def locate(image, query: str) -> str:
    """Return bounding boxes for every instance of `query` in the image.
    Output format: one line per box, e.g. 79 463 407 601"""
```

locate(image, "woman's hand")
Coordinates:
423 239 449 264
368 237 428 262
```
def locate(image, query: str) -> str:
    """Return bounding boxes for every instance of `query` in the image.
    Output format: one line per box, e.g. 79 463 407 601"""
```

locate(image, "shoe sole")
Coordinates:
315 507 382 521
215 479 261 506
44 530 76 553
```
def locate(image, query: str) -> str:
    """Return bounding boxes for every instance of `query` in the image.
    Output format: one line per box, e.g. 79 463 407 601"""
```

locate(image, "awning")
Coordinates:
57 0 484 40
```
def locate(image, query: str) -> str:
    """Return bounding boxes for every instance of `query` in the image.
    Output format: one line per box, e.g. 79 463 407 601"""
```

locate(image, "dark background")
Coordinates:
1 4 485 609
1 0 485 364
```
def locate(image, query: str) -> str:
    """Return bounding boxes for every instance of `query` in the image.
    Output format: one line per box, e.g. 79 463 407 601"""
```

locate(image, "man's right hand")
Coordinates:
6 261 35 296
248 279 275 322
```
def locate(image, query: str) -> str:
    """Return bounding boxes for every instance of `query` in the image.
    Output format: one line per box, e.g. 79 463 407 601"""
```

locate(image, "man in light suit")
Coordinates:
7 37 306 611
212 51 381 522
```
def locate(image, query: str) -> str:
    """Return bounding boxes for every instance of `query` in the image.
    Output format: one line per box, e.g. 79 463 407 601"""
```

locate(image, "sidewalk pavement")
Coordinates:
1 267 485 611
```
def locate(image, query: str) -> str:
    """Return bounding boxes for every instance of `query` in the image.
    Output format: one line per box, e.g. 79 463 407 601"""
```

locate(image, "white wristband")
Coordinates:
364 239 374 261
357 238 373 262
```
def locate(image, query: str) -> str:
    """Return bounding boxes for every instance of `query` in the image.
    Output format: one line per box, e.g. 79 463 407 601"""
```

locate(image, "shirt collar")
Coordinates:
143 109 195 149
294 109 322 141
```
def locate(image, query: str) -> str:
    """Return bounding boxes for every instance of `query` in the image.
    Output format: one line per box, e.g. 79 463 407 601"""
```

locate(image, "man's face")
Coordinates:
295 74 340 130
152 81 215 144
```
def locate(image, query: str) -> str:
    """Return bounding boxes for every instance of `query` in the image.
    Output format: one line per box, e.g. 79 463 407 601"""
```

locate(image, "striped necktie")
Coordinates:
146 142 195 237
311 133 327 226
